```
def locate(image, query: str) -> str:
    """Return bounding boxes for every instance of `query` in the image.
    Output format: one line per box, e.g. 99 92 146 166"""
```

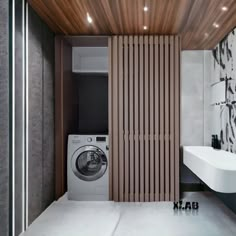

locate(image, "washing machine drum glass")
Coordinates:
72 146 107 181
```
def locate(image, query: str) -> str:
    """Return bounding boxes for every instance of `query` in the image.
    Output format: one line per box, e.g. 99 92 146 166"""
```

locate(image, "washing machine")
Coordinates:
67 135 109 201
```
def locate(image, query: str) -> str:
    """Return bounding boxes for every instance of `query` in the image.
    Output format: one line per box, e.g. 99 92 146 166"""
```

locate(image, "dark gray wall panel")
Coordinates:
42 25 55 210
15 1 24 234
0 0 9 235
28 7 43 224
28 6 55 225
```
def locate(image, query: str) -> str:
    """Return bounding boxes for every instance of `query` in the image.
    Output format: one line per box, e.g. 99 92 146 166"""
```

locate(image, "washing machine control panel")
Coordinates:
96 137 106 142
72 140 81 144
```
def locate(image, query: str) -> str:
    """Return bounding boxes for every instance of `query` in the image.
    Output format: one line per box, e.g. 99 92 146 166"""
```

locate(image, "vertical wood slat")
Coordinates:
154 36 159 201
144 36 149 202
124 36 129 202
164 36 170 201
139 36 144 202
109 35 180 202
112 36 119 201
134 36 139 202
55 37 63 199
129 36 134 202
170 36 175 201
159 36 165 201
108 38 113 200
118 36 124 201
149 36 154 202
175 36 180 201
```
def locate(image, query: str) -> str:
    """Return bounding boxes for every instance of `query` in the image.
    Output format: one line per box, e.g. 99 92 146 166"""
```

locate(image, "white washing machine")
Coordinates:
67 135 109 201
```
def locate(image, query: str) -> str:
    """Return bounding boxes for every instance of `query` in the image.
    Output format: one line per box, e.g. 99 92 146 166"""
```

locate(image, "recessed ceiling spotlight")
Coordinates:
87 12 93 23
143 26 148 30
204 32 209 38
144 6 148 11
213 22 219 28
221 6 228 11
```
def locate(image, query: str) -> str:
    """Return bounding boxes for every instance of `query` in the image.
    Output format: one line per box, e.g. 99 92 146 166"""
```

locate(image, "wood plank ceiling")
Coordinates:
28 0 236 49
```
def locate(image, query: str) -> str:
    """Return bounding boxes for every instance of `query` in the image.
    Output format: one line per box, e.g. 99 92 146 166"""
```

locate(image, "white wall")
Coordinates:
181 51 212 147
181 50 212 183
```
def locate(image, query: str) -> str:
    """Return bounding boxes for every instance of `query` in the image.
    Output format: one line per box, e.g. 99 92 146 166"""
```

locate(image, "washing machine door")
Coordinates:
71 145 108 181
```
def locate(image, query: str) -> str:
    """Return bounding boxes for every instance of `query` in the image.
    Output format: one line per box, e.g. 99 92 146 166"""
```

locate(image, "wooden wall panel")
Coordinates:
154 36 159 201
124 36 129 202
108 38 113 200
159 36 165 201
112 36 119 201
55 37 75 199
109 35 180 202
144 36 149 202
134 36 139 202
139 36 144 202
149 36 154 202
129 36 134 202
164 36 170 201
118 36 124 202
170 36 175 201
174 37 180 201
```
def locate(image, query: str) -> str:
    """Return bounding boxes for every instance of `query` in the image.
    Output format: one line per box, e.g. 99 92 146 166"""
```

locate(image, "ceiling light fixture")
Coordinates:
143 26 148 30
144 6 148 11
204 32 209 38
87 12 93 23
213 22 219 28
221 6 228 11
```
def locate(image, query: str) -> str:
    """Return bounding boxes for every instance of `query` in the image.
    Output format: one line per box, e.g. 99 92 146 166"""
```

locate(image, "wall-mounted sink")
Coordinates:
183 146 236 193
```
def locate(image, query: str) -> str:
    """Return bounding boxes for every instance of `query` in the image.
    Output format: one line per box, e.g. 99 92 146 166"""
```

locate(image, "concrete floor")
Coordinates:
22 192 236 236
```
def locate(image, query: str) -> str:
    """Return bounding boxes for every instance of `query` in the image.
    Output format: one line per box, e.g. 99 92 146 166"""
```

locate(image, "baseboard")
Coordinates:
180 183 209 192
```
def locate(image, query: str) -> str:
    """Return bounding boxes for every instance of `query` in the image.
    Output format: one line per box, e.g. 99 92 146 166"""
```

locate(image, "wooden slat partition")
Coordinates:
170 36 175 201
175 37 180 201
129 36 134 202
118 36 124 202
139 36 144 202
159 36 165 201
112 36 119 202
134 36 139 202
149 36 154 202
154 36 159 201
108 37 113 200
109 35 180 202
124 36 129 202
144 36 149 202
164 36 170 201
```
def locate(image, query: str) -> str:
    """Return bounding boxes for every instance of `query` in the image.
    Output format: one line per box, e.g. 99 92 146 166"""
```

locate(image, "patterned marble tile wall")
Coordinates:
28 6 55 224
211 28 236 152
211 27 236 214
0 1 9 235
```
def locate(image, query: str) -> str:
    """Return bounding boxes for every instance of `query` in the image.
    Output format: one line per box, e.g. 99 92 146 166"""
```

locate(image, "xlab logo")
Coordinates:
173 201 199 210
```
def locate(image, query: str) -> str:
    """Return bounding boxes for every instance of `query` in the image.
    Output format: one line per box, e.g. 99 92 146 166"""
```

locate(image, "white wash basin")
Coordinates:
183 146 236 193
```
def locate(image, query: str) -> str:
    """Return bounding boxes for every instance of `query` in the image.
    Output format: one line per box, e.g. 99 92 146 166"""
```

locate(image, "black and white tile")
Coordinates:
212 28 236 152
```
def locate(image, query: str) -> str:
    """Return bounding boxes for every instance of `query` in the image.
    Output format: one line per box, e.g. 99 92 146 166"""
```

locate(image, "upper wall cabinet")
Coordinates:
72 47 108 73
